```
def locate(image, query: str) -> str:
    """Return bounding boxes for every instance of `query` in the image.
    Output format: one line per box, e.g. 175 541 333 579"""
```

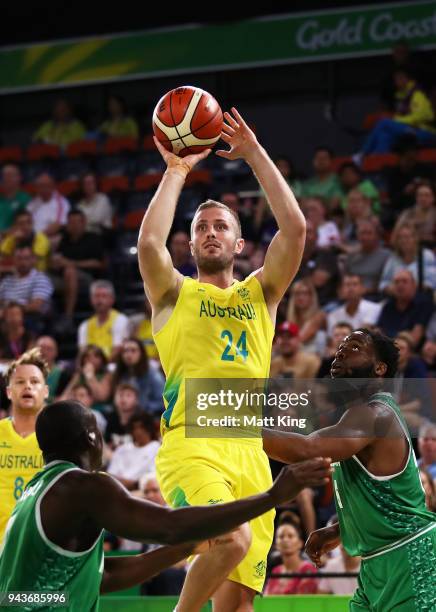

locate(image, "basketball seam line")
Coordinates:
169 89 190 153
163 107 222 144
189 107 222 138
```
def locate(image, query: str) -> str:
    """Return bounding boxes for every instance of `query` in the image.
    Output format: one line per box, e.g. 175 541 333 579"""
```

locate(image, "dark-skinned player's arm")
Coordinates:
263 403 382 463
216 108 306 305
82 457 329 544
137 139 210 307
101 541 196 593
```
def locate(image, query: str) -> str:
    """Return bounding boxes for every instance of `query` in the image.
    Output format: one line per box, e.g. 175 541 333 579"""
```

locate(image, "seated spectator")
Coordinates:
111 338 165 415
78 280 129 360
129 298 160 362
377 270 434 347
286 280 326 355
27 173 70 240
270 322 320 379
357 68 436 157
343 219 390 295
33 98 86 148
71 383 107 435
318 544 361 595
383 139 435 214
338 161 380 213
304 197 341 248
379 222 436 292
342 189 373 245
274 155 304 199
107 412 160 490
327 275 382 335
105 382 141 449
0 302 34 361
417 423 436 481
422 311 436 373
395 180 436 245
35 335 71 401
50 210 106 330
0 245 53 330
60 344 111 410
264 512 317 595
0 164 30 233
317 322 353 379
295 221 340 306
77 172 113 235
98 95 139 139
301 146 342 208
0 210 50 272
393 332 431 430
419 467 436 512
169 231 196 277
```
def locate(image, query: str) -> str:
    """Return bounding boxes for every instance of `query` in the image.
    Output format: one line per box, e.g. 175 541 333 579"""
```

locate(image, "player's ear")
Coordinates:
374 361 387 376
5 385 11 401
234 237 245 254
87 431 97 446
189 240 195 256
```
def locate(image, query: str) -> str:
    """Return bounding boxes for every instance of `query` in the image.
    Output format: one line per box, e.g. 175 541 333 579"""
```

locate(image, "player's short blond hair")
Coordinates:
5 348 49 385
191 200 241 238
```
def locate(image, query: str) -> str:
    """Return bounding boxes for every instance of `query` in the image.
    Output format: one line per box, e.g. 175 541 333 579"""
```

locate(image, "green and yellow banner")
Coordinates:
1 1 435 93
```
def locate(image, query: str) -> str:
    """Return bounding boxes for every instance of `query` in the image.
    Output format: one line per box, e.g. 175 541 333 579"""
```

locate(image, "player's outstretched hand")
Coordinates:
153 136 211 174
305 524 341 568
269 457 331 506
216 107 259 161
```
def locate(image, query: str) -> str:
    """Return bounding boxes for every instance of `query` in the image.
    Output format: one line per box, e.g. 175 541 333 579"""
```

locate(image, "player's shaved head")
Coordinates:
191 200 241 238
36 401 102 468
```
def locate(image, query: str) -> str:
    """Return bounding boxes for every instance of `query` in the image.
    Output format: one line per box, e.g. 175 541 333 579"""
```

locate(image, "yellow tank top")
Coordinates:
153 275 274 439
86 309 119 358
137 319 160 360
0 418 43 542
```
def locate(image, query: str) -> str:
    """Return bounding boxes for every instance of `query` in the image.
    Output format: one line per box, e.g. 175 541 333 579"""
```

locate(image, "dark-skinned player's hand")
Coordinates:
269 457 331 506
305 524 341 568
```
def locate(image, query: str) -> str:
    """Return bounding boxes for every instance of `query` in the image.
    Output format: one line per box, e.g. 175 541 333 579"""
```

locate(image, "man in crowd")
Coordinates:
327 275 382 335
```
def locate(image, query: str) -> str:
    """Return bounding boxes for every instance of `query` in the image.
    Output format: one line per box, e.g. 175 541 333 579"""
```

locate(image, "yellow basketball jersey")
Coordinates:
153 274 274 438
0 418 43 542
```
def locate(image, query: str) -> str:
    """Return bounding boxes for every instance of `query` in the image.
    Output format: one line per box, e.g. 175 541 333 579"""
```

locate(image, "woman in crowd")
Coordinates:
77 172 113 235
395 180 436 246
286 280 326 355
98 95 139 139
111 338 165 414
60 344 112 411
264 512 318 595
379 222 436 292
419 467 436 512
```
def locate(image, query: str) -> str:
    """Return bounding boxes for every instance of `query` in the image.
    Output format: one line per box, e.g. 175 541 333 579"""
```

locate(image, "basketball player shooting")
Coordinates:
137 107 306 612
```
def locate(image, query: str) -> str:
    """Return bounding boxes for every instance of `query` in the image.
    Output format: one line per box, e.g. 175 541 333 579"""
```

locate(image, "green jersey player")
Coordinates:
0 400 330 611
264 328 436 611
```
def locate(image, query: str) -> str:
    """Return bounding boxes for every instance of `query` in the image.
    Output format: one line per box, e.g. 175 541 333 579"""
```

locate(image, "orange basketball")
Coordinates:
152 86 223 157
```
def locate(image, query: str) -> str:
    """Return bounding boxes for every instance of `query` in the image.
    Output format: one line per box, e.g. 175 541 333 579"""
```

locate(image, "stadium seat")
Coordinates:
362 153 398 173
143 134 155 151
0 146 23 163
57 179 80 197
123 209 144 230
185 169 212 187
99 175 130 193
66 140 98 158
27 143 60 161
103 137 138 155
331 156 352 171
418 148 436 163
134 174 163 191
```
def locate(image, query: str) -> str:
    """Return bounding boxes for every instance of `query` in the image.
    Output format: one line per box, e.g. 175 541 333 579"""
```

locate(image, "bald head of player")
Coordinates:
189 200 244 274
36 400 103 470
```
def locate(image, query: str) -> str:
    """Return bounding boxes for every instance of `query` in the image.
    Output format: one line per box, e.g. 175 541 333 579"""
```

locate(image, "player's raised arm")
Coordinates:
263 402 384 463
137 139 211 307
216 108 306 306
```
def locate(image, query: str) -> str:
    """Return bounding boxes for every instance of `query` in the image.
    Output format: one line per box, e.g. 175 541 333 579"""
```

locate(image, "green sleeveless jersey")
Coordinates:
0 461 104 611
332 392 436 558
